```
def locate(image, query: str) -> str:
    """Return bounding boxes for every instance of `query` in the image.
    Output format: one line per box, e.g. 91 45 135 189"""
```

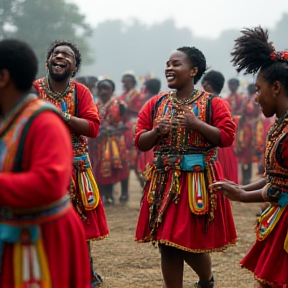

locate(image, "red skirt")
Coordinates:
240 206 288 286
135 171 237 252
218 146 239 183
95 163 130 185
82 198 109 241
0 206 91 288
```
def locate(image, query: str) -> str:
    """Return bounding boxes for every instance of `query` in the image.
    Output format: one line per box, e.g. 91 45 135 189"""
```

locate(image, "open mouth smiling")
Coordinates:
166 72 175 81
52 62 66 69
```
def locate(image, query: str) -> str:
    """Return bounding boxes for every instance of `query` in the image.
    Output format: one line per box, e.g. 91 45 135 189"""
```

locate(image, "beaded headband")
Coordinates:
270 50 288 62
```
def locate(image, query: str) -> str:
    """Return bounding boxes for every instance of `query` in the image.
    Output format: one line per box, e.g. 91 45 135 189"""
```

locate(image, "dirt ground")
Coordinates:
91 165 262 288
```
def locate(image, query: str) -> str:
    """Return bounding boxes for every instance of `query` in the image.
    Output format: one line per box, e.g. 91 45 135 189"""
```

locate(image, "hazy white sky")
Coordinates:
69 0 288 38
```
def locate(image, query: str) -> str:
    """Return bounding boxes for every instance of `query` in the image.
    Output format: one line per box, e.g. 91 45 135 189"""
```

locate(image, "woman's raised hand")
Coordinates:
181 105 200 129
154 118 171 137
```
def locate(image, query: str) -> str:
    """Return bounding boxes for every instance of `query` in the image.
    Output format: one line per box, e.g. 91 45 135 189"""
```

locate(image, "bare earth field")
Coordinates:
91 168 261 288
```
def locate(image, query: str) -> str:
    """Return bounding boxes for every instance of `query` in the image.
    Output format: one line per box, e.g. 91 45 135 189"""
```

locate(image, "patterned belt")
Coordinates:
0 195 71 225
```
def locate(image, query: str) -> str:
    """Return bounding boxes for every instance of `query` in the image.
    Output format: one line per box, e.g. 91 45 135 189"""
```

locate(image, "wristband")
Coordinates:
63 112 71 125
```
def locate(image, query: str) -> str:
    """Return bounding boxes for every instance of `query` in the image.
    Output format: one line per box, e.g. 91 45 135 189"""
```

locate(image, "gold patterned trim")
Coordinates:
136 238 236 253
240 264 275 286
87 234 109 242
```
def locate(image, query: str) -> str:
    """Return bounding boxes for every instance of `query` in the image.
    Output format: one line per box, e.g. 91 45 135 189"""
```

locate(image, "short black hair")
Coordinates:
228 78 240 86
75 76 98 91
177 46 206 84
202 70 225 94
97 79 115 92
231 26 288 92
144 78 161 95
46 40 81 77
0 39 38 92
122 74 136 84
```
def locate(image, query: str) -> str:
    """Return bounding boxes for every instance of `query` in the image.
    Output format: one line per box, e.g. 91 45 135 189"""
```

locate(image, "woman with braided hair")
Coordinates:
135 46 237 288
210 27 288 287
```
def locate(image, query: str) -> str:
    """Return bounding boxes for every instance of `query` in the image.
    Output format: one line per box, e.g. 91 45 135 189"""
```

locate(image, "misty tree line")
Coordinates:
1 0 288 91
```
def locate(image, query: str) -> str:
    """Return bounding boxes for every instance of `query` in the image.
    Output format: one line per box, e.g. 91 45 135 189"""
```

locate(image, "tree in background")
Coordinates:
0 0 91 76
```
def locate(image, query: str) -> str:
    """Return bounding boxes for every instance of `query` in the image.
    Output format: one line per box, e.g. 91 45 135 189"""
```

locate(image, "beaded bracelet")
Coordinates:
63 112 71 125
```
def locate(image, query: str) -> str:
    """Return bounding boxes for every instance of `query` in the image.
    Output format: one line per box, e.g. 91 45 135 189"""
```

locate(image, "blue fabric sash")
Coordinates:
180 154 206 171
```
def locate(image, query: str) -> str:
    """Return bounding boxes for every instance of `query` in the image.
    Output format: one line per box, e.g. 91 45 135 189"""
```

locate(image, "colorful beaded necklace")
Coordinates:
169 89 199 105
42 76 71 102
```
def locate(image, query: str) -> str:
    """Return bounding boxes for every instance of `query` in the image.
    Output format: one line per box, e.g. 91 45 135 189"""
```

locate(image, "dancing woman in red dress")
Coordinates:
211 27 288 287
135 46 237 288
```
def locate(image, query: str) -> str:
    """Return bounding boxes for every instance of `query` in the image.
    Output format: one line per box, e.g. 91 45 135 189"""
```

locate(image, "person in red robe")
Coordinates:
116 73 142 201
0 39 91 288
118 73 142 115
201 70 238 184
88 79 130 204
211 26 288 287
226 78 244 116
135 46 236 288
33 40 108 287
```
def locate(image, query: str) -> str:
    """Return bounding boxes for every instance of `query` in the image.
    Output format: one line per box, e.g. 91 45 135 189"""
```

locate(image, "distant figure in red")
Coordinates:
235 83 270 185
34 40 108 287
88 79 130 204
234 84 257 184
118 73 142 116
117 73 142 201
227 78 244 116
0 39 91 288
201 70 238 183
135 78 161 187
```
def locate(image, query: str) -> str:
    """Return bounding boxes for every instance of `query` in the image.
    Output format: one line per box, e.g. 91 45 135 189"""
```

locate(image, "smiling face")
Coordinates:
165 50 197 90
255 71 276 118
47 45 76 82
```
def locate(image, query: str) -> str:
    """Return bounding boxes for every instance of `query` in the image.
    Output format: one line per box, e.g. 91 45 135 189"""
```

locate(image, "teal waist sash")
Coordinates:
155 153 206 171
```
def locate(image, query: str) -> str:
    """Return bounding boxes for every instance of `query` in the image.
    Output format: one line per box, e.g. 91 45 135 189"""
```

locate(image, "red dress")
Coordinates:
226 92 244 116
88 99 130 185
217 99 238 183
118 89 142 168
0 96 90 287
240 115 288 286
34 78 109 241
135 90 237 251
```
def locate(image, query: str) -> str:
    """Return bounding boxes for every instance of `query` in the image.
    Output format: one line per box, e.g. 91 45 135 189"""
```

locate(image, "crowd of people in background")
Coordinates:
1 25 287 288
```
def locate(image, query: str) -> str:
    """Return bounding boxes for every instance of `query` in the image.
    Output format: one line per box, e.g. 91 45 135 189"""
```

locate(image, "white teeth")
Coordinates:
167 76 174 81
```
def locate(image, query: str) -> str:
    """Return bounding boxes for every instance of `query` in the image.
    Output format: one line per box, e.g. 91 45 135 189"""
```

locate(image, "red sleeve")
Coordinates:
134 97 157 147
211 97 236 147
76 83 100 138
0 111 73 208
